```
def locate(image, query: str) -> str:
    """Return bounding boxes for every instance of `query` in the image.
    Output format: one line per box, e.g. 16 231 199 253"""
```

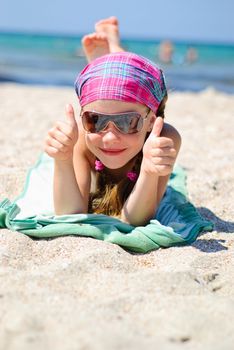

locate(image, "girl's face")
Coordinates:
81 100 156 169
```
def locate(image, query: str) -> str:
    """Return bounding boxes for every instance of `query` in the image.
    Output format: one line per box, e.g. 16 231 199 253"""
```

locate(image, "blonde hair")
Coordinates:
88 95 168 217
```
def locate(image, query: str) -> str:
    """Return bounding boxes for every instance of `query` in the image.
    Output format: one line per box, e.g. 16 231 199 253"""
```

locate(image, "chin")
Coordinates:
100 157 128 170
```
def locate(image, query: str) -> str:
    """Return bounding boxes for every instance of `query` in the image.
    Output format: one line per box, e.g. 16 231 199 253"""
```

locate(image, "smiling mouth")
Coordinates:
100 148 126 155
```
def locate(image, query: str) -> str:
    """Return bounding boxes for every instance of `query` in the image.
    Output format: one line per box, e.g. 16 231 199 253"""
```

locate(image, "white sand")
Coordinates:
0 83 234 350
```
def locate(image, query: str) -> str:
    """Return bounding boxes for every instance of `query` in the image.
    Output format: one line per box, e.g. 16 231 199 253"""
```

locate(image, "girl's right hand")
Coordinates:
44 104 78 161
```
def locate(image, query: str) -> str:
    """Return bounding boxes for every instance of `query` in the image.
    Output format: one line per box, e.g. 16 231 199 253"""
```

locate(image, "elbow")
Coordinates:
54 205 88 216
121 211 155 227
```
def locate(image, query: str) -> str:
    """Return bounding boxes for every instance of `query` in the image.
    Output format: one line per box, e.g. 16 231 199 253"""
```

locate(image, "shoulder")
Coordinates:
161 122 181 151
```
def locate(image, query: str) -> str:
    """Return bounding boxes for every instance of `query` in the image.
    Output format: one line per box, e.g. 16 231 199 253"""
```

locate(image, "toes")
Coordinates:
82 33 96 45
108 16 118 25
95 33 108 41
81 34 91 45
97 16 118 25
95 16 119 31
85 33 108 43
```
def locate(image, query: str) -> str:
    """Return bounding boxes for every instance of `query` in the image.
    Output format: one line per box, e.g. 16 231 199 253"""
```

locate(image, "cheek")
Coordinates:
85 134 100 151
137 127 149 144
128 132 147 154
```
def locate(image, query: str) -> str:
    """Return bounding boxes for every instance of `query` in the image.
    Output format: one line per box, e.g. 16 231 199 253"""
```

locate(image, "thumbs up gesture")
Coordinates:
44 104 78 161
142 117 177 176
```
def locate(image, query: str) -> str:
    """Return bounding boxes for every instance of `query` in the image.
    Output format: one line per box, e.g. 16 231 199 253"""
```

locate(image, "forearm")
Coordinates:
53 159 86 215
121 171 159 226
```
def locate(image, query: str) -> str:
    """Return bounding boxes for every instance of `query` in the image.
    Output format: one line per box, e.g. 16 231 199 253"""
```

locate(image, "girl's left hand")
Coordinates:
142 117 177 176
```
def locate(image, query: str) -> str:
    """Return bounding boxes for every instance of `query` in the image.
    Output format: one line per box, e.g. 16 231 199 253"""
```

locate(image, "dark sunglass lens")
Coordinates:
123 113 142 133
112 115 129 133
82 112 100 132
95 115 112 132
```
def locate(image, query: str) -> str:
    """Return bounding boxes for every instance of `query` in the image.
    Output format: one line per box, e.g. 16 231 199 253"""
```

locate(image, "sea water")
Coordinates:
0 31 234 93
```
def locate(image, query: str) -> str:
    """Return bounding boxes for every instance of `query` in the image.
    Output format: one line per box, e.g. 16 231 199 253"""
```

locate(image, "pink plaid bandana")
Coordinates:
75 52 167 113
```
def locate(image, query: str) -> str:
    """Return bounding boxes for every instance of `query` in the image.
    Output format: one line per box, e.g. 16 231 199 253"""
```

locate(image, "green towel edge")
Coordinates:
0 158 214 253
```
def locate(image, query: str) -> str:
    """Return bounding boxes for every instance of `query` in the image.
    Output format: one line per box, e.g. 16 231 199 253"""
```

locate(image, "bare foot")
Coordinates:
95 16 124 52
82 33 110 62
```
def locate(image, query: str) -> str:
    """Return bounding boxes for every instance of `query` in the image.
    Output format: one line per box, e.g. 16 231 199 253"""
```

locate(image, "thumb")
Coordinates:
150 116 164 137
65 103 77 128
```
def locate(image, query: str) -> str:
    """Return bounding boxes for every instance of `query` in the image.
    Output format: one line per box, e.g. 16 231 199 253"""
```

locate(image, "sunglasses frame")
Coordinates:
80 108 150 134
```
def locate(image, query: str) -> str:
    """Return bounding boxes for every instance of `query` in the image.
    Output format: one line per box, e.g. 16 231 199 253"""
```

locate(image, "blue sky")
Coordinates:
1 0 234 43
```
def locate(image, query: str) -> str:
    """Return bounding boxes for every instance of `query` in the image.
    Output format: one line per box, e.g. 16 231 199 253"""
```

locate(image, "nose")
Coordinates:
101 123 122 144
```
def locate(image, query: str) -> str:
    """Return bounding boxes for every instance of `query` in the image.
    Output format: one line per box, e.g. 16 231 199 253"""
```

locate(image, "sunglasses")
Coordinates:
80 109 150 134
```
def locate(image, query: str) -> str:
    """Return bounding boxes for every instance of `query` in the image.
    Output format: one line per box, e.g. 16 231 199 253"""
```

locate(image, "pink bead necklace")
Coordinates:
95 160 138 182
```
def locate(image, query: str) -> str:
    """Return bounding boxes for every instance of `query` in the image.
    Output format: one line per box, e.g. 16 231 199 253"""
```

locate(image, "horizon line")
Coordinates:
0 28 234 47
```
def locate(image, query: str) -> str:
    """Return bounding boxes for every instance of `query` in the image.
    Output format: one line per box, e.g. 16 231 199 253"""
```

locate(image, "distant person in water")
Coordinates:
44 17 181 226
158 40 174 64
185 47 198 64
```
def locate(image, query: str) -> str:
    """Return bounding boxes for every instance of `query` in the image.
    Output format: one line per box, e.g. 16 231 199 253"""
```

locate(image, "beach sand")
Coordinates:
0 83 234 350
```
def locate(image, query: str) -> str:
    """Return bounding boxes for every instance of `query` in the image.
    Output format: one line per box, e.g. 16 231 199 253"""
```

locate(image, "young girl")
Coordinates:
44 19 181 227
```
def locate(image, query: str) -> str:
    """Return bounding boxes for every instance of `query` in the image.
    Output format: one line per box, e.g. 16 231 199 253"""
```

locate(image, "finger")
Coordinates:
44 145 60 157
66 104 77 127
48 128 72 145
56 121 76 139
151 137 174 148
46 137 69 152
150 146 177 157
150 116 164 137
151 156 175 166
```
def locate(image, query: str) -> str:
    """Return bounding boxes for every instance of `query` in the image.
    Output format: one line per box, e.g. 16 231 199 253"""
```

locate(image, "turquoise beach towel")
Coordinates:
0 153 213 253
